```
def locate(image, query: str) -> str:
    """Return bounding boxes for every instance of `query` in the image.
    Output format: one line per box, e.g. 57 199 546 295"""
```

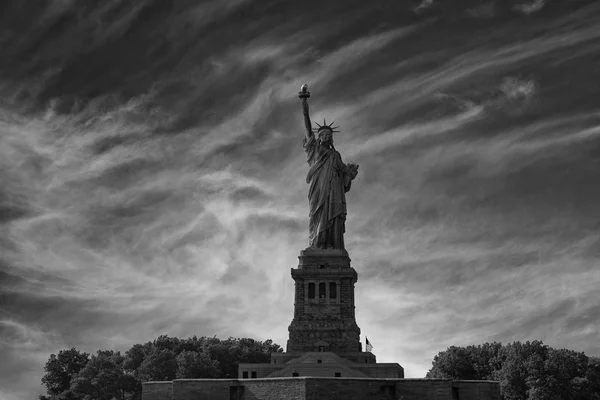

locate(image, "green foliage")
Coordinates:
426 342 502 380
137 348 178 382
71 350 140 400
427 340 600 400
586 357 600 400
176 350 220 378
41 348 90 396
123 343 152 373
39 336 282 399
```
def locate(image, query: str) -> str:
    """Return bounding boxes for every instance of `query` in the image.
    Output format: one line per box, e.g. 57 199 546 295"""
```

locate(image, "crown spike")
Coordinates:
313 118 341 133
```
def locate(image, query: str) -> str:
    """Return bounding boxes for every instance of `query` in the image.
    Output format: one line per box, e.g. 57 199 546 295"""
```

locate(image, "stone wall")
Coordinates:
394 379 451 400
142 377 501 400
237 363 282 378
157 378 305 400
172 379 237 400
305 378 451 400
354 363 404 378
453 381 502 400
244 379 306 400
142 381 172 400
266 362 369 378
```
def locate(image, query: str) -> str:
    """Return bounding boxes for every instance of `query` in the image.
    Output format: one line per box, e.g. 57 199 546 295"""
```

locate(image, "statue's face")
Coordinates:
319 129 333 145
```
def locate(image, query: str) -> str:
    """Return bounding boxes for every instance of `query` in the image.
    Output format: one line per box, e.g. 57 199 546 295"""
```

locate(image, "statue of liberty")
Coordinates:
298 84 359 250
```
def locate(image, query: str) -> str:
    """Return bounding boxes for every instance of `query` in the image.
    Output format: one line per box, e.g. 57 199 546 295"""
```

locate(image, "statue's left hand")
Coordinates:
347 163 359 180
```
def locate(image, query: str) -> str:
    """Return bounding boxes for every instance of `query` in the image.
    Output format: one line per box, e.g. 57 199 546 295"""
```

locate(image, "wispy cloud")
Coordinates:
1 1 600 398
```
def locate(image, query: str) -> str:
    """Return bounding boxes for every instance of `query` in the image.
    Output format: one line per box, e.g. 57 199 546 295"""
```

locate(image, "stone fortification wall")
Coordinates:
305 378 451 400
243 379 306 400
453 380 502 400
353 363 404 378
142 377 500 400
172 379 236 400
142 381 172 400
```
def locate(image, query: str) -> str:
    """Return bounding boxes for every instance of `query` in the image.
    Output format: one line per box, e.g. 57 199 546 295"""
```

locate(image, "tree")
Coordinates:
40 335 283 398
41 348 89 396
426 343 502 380
176 350 220 378
472 342 503 379
123 342 153 373
152 335 181 352
426 345 478 379
137 348 178 382
427 341 600 400
71 350 141 400
586 357 600 400
206 337 282 378
540 348 588 400
496 340 549 400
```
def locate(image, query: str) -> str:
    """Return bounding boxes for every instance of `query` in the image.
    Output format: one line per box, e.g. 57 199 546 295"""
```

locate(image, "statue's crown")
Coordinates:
313 119 340 133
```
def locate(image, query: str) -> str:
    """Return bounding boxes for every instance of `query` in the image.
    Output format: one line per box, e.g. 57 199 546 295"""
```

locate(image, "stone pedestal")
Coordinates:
287 248 362 353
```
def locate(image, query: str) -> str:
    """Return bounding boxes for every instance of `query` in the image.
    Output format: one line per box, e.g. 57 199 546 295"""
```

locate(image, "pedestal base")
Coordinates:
287 248 361 353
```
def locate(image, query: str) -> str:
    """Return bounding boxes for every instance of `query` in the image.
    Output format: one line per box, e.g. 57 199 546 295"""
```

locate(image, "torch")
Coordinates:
299 83 310 99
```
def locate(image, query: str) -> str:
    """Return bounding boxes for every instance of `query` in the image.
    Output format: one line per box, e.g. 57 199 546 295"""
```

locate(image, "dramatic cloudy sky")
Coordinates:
1 0 600 398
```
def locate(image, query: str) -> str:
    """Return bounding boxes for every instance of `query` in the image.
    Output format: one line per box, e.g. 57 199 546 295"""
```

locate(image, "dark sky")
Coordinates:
1 0 600 398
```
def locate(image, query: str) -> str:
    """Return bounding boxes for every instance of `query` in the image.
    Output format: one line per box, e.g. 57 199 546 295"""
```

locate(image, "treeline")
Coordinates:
427 340 600 400
40 337 600 400
39 335 282 400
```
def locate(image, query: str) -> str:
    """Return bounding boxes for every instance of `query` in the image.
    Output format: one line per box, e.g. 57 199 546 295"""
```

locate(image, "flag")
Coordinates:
366 337 373 352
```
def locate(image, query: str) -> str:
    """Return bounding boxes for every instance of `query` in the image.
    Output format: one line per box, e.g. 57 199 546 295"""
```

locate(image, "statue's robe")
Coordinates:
303 135 352 249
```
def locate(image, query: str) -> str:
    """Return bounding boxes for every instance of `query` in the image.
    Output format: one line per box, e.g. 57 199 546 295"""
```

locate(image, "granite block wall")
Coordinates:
394 379 451 400
305 378 452 400
354 364 404 378
171 379 235 400
453 381 502 400
142 382 172 400
244 379 306 400
142 377 501 400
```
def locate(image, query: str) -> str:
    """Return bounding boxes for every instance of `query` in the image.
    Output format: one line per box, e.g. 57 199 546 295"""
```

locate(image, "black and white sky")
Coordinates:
1 0 600 398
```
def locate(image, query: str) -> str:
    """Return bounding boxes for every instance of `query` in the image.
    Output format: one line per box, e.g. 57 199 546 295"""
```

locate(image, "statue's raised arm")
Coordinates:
299 84 313 141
